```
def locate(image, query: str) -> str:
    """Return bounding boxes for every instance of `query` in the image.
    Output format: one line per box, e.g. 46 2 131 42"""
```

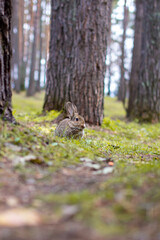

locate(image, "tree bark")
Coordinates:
27 0 40 96
127 0 144 118
118 0 129 104
130 0 160 122
0 0 15 122
43 0 108 125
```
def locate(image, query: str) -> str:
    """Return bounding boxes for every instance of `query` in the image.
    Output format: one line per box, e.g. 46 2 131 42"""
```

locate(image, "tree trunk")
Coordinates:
19 0 25 91
43 12 50 87
36 2 42 92
23 0 33 90
106 0 112 96
117 0 128 104
11 0 20 93
43 0 108 125
27 0 40 97
130 0 160 122
127 0 143 118
0 0 15 122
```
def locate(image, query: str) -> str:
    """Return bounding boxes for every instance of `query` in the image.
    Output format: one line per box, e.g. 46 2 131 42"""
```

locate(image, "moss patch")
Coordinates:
0 92 159 239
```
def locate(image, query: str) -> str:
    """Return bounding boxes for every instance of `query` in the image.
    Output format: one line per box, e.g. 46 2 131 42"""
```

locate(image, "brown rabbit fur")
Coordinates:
55 102 85 138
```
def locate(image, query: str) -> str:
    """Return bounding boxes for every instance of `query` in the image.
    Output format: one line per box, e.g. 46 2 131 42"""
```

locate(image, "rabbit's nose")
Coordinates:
82 124 86 129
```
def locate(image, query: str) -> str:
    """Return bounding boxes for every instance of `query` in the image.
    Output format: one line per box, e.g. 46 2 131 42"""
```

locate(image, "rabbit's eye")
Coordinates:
76 118 79 121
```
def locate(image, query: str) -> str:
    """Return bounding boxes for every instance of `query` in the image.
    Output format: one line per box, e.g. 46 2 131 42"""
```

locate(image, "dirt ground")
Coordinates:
0 157 110 240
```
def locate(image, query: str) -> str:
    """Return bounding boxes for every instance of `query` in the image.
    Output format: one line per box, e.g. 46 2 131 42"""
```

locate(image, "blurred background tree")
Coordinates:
11 0 135 100
127 0 144 119
11 0 50 95
8 0 160 124
128 0 160 122
117 0 129 105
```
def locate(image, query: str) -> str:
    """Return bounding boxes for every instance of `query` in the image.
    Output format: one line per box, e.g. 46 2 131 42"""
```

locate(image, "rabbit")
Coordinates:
55 102 85 138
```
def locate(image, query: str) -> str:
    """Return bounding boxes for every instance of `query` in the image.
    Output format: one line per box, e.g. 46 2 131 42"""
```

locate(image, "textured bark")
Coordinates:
27 0 40 96
131 0 160 122
118 0 129 104
127 0 143 118
44 0 108 125
0 0 15 122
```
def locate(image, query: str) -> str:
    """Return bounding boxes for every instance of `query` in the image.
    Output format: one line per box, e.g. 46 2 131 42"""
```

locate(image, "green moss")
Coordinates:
0 92 159 238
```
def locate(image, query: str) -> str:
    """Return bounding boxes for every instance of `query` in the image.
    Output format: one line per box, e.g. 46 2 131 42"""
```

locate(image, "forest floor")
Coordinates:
0 92 160 240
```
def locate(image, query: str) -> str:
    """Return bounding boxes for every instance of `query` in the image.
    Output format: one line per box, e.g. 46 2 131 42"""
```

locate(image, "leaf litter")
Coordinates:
80 156 114 174
0 93 160 240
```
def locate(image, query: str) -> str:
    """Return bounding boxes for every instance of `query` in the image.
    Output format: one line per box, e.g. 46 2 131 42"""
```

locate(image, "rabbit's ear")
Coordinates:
65 102 77 118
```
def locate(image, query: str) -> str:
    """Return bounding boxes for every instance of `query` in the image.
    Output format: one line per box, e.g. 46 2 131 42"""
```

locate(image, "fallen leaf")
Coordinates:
94 167 113 175
96 157 106 162
108 161 114 166
12 154 36 165
62 205 79 219
83 163 101 170
12 154 47 166
6 196 19 207
80 157 92 163
5 143 22 152
62 168 76 176
0 208 41 227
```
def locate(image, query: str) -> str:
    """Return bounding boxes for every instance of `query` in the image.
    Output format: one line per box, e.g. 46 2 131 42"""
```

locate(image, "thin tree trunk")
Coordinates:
11 0 20 93
36 2 42 92
118 0 128 104
23 0 33 90
19 0 25 91
27 0 40 97
0 0 15 122
43 0 108 125
44 19 50 87
43 0 50 88
127 0 143 118
107 0 112 96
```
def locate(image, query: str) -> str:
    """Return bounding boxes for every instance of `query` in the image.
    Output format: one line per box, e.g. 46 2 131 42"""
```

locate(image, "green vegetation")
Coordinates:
0 92 160 238
104 96 126 120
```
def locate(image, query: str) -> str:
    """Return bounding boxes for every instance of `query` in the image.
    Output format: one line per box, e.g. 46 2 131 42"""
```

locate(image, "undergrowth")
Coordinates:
0 91 160 238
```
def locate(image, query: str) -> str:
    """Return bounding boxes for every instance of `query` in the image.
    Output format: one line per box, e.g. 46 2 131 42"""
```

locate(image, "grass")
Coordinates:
13 91 44 114
104 96 126 120
0 91 160 238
